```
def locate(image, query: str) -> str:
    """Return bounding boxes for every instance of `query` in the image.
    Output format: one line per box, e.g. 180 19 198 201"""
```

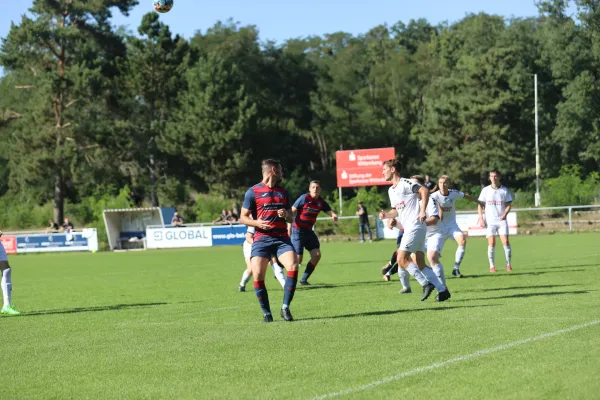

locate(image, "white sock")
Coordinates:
240 269 251 287
503 245 512 265
488 247 495 268
406 262 428 286
1 268 12 307
399 268 410 289
271 262 286 288
432 263 446 287
454 246 465 269
421 266 446 292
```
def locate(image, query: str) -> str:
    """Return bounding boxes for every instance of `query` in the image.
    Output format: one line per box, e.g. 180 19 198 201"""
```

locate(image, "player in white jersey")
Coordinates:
477 170 513 272
378 160 450 302
394 178 442 293
0 231 20 316
430 175 484 278
238 226 286 291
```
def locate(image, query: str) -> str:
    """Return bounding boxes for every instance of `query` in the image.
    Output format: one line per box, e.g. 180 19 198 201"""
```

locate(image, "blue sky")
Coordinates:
1 0 549 43
0 0 574 75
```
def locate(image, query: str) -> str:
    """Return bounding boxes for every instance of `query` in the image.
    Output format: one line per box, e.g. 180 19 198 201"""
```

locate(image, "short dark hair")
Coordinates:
489 169 502 176
383 159 402 173
411 175 425 185
261 159 281 174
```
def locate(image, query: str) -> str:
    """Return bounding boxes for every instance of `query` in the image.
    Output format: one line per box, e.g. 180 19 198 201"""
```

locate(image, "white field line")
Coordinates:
310 319 600 400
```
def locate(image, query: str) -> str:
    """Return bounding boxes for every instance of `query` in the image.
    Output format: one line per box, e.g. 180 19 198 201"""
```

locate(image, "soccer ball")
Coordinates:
153 0 174 13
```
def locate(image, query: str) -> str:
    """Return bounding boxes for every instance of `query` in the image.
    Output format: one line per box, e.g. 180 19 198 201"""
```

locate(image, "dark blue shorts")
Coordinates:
251 236 295 259
291 228 320 255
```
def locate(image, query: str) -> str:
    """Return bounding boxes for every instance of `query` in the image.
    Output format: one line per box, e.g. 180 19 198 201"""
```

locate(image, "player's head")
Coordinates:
438 175 450 191
261 159 283 181
489 170 501 186
309 180 321 198
410 175 425 185
382 159 402 181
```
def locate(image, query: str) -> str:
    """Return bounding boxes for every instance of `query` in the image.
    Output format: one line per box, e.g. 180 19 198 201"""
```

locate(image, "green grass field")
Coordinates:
2 233 600 399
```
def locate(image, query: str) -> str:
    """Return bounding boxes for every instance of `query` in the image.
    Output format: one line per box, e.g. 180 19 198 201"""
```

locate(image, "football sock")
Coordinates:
253 280 271 316
282 270 298 309
301 262 316 282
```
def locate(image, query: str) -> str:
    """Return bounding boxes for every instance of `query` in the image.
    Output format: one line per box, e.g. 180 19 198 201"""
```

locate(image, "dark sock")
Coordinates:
389 251 397 266
253 281 271 315
301 262 316 282
389 264 399 276
283 270 298 307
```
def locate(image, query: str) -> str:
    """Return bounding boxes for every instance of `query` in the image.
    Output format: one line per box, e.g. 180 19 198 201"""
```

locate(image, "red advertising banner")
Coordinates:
335 147 395 187
0 235 17 255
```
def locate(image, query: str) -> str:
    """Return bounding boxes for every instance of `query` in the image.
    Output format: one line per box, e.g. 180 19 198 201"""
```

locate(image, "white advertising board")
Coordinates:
146 227 212 249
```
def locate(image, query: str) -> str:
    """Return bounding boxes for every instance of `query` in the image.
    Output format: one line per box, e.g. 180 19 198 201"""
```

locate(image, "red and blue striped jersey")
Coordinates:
242 183 291 239
292 193 331 230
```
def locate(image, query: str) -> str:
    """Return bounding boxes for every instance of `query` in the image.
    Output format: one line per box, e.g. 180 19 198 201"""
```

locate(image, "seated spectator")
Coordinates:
171 212 184 227
62 217 74 233
213 209 229 224
226 210 237 224
46 219 59 232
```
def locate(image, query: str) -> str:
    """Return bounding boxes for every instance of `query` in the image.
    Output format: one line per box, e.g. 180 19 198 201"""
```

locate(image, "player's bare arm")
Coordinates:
240 208 272 230
477 204 486 227
418 186 429 222
326 210 338 222
379 208 398 220
501 203 512 221
425 215 440 227
464 193 485 207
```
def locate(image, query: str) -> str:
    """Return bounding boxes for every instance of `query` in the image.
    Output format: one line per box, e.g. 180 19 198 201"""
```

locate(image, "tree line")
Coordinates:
1 0 599 224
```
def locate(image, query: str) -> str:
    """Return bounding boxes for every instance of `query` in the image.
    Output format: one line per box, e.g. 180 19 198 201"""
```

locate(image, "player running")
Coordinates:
430 175 483 278
289 180 338 285
239 159 299 322
478 170 513 272
0 230 20 316
378 160 451 302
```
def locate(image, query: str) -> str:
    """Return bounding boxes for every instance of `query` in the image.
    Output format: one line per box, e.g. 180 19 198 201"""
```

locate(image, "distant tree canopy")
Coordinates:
1 0 599 220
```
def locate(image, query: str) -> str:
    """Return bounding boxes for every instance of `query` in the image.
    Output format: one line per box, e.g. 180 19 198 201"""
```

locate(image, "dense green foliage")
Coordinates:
1 0 599 227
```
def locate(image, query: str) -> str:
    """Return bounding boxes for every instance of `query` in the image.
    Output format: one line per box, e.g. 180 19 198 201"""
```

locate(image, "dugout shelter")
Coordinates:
103 207 176 251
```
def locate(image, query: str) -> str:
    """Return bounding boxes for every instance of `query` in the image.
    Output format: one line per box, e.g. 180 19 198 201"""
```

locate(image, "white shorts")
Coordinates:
426 231 446 254
242 241 252 260
486 220 509 237
399 225 427 254
0 243 7 262
444 222 465 241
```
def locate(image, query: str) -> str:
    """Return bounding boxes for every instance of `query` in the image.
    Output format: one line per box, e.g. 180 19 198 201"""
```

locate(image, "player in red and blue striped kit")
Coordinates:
290 181 338 285
239 159 299 323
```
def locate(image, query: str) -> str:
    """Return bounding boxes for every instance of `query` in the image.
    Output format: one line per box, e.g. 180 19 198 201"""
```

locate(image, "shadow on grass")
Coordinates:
297 280 389 290
536 263 599 270
454 290 590 302
460 269 585 279
471 284 578 292
299 304 500 322
15 302 168 317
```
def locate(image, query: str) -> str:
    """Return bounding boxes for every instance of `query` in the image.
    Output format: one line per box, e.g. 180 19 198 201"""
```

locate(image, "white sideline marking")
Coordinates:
311 320 600 400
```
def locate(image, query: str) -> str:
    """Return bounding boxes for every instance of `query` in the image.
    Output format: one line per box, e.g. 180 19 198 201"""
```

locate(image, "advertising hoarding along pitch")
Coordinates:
336 147 395 187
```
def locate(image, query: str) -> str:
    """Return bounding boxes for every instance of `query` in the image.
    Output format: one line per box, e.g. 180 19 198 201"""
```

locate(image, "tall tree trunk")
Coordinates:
53 168 64 224
150 154 159 207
